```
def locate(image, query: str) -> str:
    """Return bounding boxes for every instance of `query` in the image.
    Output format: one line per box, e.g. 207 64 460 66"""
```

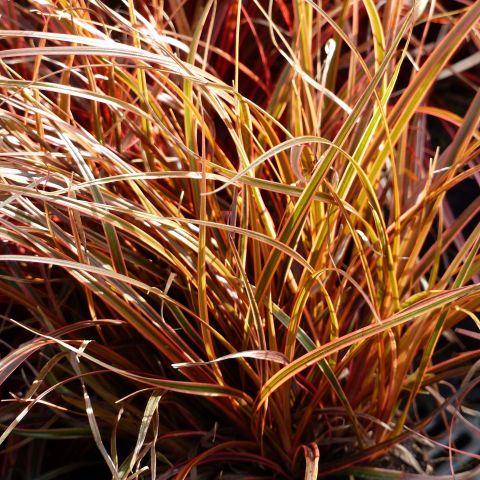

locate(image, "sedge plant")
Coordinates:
0 0 479 478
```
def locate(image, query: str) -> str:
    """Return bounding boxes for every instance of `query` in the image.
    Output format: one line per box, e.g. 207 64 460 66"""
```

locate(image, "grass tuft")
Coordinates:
0 0 479 478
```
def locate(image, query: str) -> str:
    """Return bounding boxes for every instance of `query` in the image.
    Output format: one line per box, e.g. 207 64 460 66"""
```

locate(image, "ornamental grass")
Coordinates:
0 0 479 478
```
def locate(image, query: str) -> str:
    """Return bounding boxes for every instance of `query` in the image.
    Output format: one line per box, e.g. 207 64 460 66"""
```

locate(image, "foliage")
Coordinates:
0 0 479 478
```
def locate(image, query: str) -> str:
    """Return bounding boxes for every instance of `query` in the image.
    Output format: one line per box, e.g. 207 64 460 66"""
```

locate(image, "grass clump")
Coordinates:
0 0 479 478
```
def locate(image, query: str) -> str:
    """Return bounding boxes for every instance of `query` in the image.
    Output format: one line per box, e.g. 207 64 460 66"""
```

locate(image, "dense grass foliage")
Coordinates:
0 0 479 478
